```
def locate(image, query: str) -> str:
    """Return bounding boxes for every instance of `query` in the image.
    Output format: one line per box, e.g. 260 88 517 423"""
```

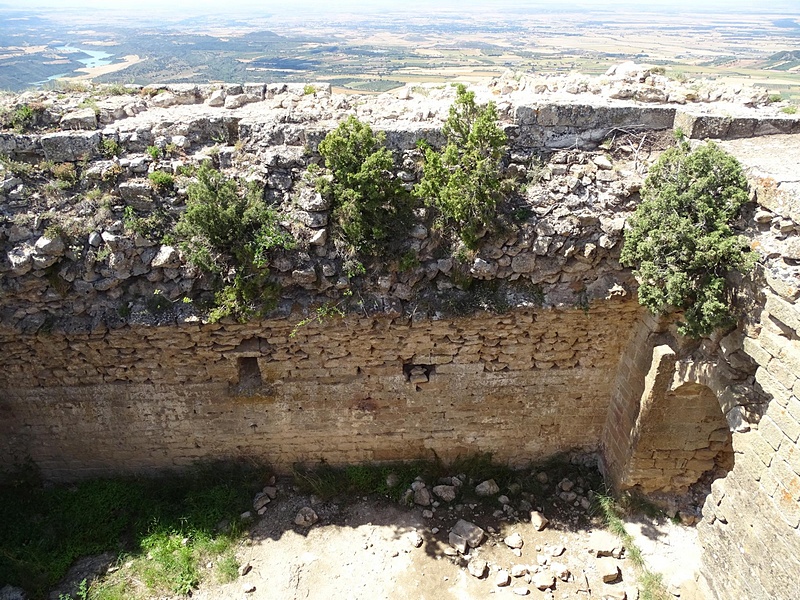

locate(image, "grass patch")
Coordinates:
595 493 672 600
292 462 421 502
0 460 268 600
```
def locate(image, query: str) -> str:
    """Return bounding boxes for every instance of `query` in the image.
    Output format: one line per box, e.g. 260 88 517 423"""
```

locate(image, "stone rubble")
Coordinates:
475 479 500 497
294 507 319 527
530 511 549 531
1 64 797 337
495 569 511 587
597 556 621 583
467 557 488 578
504 532 525 549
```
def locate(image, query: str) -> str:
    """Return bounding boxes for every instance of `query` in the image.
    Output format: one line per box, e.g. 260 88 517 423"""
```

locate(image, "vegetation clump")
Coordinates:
620 140 756 337
49 162 78 186
315 115 411 254
0 460 264 599
100 138 122 158
414 83 509 248
123 206 174 243
148 170 175 192
176 164 294 321
10 103 45 132
146 145 162 161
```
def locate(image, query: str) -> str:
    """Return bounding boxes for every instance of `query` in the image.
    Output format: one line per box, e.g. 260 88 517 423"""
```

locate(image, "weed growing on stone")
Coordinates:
595 493 671 600
51 81 91 94
0 154 35 177
58 578 88 600
78 98 100 117
50 162 78 186
102 83 129 96
289 302 346 338
122 206 174 242
175 164 294 321
0 460 267 599
148 170 175 192
396 250 417 272
781 105 797 115
11 103 42 132
100 138 122 158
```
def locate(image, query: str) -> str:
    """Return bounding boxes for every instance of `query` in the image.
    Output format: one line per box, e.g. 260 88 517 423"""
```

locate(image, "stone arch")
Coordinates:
617 345 736 494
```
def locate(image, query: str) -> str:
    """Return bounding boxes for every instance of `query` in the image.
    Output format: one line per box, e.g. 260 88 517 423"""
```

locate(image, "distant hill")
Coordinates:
768 50 800 61
763 50 800 71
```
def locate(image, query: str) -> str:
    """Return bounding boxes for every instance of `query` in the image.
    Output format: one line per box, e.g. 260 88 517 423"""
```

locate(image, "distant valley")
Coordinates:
0 3 798 99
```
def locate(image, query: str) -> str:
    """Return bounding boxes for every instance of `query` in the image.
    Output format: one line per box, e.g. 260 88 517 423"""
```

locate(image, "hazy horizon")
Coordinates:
3 0 799 14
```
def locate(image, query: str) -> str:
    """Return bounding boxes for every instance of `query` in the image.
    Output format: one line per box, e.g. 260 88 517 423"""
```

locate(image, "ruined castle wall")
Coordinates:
697 285 800 600
600 312 661 488
3 80 800 599
0 300 644 480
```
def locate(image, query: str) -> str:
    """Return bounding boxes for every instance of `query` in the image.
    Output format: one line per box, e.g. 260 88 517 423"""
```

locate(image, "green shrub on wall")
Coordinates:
414 83 509 248
316 116 411 254
620 140 756 338
176 164 294 321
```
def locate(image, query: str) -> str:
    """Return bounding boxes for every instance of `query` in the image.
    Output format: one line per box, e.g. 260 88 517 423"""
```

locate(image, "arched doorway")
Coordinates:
630 381 733 493
616 344 735 494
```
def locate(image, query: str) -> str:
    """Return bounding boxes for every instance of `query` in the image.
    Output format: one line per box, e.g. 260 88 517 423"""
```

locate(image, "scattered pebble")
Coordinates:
597 556 621 583
495 569 511 587
475 479 500 496
468 557 488 578
511 564 529 577
532 570 556 590
530 511 549 531
294 507 318 527
512 586 530 596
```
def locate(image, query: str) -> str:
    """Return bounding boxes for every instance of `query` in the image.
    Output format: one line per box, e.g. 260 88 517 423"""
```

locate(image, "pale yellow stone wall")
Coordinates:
698 287 800 600
0 300 644 480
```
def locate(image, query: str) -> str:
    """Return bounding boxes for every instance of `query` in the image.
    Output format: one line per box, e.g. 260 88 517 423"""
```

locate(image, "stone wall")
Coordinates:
3 79 800 599
600 302 756 494
0 300 644 480
696 285 800 600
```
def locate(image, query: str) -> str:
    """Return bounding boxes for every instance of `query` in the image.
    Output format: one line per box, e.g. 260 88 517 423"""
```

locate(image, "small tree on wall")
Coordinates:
414 83 509 248
315 116 412 254
176 164 294 321
620 140 756 338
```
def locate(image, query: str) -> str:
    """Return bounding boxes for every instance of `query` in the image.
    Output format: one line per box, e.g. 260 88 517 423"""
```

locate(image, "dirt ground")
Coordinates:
191 473 706 600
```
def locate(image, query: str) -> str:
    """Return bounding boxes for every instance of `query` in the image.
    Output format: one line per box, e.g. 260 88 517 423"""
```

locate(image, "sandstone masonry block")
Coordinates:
765 294 800 335
759 416 787 451
766 402 800 444
755 367 792 406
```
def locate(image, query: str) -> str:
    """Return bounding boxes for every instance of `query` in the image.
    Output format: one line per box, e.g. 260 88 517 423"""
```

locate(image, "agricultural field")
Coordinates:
0 3 798 100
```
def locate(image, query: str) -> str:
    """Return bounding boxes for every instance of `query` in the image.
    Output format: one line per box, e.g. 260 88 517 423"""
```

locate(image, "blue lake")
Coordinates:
56 46 115 69
31 46 116 85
